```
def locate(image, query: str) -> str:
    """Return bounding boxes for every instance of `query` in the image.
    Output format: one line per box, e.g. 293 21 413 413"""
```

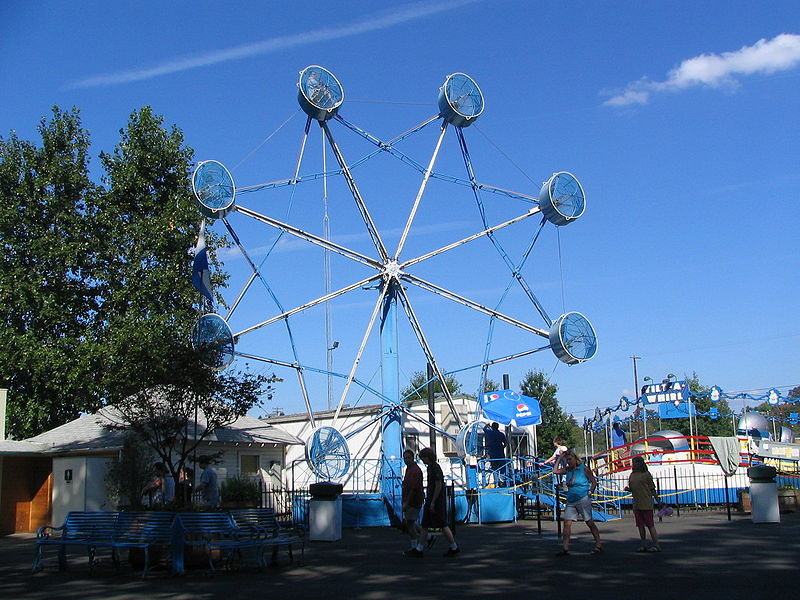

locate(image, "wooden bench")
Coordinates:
228 507 305 565
173 512 264 573
32 511 118 573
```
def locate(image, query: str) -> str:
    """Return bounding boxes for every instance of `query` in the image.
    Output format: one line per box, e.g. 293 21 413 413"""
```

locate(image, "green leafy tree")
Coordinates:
92 106 211 402
0 108 103 437
104 343 280 496
401 370 461 405
519 370 579 451
1 106 265 441
482 378 501 393
746 385 800 436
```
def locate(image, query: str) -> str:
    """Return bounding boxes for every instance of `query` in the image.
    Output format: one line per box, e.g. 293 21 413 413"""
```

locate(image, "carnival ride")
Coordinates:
189 66 597 522
578 386 800 520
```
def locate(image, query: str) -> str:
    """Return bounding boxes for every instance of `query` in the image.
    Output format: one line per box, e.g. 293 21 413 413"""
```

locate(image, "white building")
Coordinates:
0 406 302 534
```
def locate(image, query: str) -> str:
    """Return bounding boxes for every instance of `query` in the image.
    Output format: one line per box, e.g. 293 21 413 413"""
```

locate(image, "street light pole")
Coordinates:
631 355 645 438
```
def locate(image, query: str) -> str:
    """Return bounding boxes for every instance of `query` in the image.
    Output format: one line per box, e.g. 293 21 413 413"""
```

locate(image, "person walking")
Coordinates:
401 449 424 551
405 447 459 558
625 455 662 552
553 450 602 556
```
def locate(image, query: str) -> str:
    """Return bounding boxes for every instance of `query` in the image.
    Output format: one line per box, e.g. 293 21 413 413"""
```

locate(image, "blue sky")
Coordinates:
2 1 799 424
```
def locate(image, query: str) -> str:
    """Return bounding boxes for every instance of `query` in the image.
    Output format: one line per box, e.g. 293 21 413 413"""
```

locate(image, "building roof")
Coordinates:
0 439 47 456
13 407 302 456
264 403 383 425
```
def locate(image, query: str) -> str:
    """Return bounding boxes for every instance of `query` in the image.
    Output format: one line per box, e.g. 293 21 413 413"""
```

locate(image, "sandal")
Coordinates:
556 549 570 556
647 546 661 552
636 546 648 553
591 546 604 554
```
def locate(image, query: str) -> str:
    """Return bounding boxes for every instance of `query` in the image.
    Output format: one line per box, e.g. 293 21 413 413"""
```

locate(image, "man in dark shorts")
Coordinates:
404 447 459 557
401 449 424 551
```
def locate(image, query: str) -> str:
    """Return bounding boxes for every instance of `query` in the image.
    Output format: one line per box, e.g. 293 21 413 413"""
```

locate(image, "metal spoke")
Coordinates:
234 205 382 270
320 121 389 262
402 273 550 338
394 121 448 261
333 281 390 424
395 285 463 428
220 217 260 321
234 352 315 429
401 206 542 270
233 274 381 338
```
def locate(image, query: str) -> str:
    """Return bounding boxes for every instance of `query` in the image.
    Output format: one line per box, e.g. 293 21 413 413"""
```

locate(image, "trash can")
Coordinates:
309 482 343 541
748 465 779 524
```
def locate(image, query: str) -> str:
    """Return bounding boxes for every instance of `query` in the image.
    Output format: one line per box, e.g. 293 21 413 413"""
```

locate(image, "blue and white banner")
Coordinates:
192 220 214 303
481 389 542 427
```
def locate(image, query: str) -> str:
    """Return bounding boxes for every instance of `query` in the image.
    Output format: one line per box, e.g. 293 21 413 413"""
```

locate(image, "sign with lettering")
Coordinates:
758 441 800 461
641 380 688 405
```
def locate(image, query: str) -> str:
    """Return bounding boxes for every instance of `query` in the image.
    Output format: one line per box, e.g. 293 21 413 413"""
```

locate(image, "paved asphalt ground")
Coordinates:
2 510 797 600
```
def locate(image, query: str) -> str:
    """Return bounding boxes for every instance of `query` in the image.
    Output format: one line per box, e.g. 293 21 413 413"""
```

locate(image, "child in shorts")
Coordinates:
626 455 662 552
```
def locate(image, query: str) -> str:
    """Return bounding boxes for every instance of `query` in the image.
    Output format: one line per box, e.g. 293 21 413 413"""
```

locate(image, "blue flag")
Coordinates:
481 389 542 426
192 220 213 303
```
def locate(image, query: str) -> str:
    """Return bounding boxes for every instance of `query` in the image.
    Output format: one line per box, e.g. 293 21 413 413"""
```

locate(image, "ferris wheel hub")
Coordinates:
383 260 402 279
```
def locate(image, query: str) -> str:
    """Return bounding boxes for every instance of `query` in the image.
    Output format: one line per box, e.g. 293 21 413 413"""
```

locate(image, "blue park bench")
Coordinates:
173 512 266 574
33 511 117 574
32 511 176 577
228 507 305 565
111 511 177 576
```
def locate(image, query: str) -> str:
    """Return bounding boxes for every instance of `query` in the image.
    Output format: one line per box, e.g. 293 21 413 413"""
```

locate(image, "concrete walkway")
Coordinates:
2 511 797 600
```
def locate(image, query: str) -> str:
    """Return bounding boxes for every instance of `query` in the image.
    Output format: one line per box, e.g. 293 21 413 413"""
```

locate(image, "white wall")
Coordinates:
278 410 383 491
211 445 283 486
274 398 479 490
86 457 115 511
52 457 87 525
51 456 116 524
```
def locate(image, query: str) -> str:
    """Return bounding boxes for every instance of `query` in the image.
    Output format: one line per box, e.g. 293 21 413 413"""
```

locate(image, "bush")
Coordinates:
105 433 155 509
220 476 261 504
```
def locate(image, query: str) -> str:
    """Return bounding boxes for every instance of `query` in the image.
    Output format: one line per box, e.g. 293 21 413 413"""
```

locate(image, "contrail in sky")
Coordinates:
65 0 481 89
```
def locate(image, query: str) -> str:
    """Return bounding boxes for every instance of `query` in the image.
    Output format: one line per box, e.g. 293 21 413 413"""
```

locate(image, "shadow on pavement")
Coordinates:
2 511 797 600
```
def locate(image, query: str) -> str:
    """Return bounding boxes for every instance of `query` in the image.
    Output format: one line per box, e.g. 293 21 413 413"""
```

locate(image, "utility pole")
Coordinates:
426 363 436 449
631 355 645 439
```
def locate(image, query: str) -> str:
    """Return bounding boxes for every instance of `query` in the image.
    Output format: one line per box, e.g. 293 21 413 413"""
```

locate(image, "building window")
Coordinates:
240 455 260 476
403 434 419 455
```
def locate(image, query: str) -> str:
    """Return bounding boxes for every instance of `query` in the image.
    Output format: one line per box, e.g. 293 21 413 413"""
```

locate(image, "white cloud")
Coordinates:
603 33 800 106
65 0 481 89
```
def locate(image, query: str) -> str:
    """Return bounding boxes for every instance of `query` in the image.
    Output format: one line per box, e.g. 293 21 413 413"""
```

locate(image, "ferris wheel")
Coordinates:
190 65 597 486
